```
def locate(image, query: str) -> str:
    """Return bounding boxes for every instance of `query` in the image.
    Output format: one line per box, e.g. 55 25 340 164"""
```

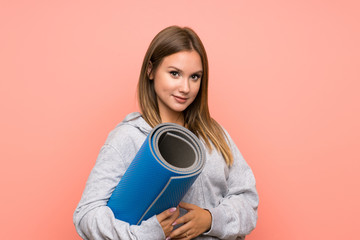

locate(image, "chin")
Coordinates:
172 106 189 113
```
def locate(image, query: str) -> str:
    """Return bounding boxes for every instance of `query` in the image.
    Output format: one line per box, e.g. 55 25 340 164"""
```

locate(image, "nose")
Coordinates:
179 78 190 94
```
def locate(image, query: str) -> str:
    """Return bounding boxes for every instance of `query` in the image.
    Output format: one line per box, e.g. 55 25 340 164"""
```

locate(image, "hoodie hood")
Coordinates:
119 112 152 135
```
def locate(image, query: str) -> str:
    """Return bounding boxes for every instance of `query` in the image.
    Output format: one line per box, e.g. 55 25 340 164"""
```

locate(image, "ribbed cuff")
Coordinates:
201 207 223 237
141 215 166 240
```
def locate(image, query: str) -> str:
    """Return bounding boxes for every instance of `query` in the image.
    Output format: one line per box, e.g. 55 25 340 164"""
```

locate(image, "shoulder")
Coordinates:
213 122 243 163
213 121 236 147
104 112 151 151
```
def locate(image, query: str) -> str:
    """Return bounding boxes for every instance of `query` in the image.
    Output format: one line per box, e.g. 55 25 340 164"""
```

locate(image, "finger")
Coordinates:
171 235 187 240
156 207 177 222
172 211 192 226
170 237 186 240
160 208 180 234
179 201 196 210
169 222 191 239
167 207 180 225
160 208 180 237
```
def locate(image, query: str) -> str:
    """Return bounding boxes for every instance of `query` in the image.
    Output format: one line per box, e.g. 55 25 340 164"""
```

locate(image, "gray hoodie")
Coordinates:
73 112 258 240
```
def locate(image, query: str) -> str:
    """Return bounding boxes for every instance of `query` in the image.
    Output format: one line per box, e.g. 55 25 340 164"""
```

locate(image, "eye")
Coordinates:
170 71 180 78
191 74 201 81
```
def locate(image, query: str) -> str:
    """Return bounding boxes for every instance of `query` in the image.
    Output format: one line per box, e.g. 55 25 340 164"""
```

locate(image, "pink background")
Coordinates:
1 1 359 239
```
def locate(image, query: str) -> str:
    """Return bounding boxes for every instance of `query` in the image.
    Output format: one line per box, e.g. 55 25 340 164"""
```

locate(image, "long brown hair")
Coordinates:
137 26 233 166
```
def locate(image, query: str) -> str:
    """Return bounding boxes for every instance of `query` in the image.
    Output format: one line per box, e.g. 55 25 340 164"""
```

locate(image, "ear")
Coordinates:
147 61 154 80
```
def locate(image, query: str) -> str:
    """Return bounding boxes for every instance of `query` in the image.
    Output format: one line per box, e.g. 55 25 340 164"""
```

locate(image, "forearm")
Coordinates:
204 193 258 239
75 206 165 240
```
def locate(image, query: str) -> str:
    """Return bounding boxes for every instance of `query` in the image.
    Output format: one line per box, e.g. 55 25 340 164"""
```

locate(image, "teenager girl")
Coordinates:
74 26 258 240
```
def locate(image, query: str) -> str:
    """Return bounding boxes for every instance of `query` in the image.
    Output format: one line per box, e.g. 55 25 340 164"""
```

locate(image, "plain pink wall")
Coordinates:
1 1 359 239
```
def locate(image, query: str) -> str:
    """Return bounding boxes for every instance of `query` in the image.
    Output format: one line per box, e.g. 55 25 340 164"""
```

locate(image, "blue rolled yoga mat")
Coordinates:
107 123 206 225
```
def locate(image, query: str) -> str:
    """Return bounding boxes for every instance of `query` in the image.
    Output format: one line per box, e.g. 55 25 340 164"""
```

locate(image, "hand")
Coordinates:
156 207 180 237
168 202 212 240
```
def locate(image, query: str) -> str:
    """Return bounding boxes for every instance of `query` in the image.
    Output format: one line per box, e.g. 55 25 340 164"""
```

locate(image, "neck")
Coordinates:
160 112 185 127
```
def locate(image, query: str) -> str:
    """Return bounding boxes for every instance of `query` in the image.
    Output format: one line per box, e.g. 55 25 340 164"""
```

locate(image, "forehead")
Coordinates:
161 50 203 71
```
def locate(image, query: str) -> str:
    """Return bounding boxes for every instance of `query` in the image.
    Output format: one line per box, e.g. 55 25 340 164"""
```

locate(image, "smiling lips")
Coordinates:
173 95 188 103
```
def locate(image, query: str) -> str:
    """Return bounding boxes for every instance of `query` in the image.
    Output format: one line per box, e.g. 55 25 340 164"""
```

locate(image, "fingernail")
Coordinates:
172 221 177 226
169 207 177 213
166 237 171 240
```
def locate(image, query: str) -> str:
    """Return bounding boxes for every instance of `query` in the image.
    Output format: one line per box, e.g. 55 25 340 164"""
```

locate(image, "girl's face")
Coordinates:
149 50 202 123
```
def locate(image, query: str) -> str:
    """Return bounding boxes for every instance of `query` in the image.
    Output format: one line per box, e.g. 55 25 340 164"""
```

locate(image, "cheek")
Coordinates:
154 74 173 93
153 79 167 95
192 82 201 97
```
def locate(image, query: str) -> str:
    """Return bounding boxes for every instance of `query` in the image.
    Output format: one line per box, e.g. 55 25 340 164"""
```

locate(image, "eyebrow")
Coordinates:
168 66 203 75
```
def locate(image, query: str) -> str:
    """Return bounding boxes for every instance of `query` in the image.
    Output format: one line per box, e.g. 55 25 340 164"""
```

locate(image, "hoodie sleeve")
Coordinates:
203 132 259 240
73 138 165 240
